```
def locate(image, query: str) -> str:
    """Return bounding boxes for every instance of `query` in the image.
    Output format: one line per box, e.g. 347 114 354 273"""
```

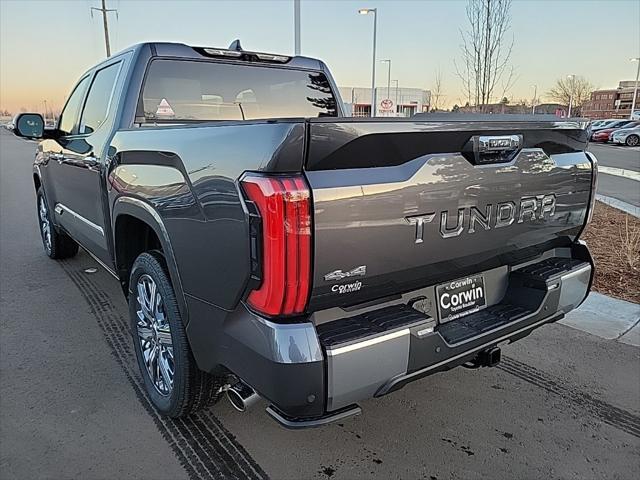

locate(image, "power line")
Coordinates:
91 0 117 57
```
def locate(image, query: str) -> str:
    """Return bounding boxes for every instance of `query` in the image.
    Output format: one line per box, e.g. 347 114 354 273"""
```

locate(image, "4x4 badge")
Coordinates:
324 265 367 282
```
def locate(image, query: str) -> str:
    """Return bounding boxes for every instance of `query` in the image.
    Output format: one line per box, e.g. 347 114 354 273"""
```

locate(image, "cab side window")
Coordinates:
58 76 90 135
79 62 121 135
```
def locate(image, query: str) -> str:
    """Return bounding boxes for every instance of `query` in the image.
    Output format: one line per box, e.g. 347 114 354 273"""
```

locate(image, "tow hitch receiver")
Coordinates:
465 346 502 369
478 346 501 367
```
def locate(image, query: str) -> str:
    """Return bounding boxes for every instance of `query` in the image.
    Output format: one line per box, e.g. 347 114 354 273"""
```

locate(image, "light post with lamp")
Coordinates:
358 8 378 117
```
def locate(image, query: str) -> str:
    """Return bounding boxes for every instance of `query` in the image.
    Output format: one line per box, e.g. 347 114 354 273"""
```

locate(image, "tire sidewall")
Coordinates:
129 252 187 415
626 135 639 146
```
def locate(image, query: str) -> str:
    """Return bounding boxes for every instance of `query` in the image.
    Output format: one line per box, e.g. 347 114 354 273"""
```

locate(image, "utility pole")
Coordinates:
43 100 48 124
91 0 117 57
294 0 301 56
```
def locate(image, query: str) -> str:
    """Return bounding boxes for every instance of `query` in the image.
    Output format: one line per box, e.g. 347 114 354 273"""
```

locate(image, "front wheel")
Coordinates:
36 188 78 259
129 251 223 417
625 135 639 147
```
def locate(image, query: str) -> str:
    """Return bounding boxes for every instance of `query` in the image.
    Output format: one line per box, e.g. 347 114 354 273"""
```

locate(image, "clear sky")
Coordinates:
1 0 639 113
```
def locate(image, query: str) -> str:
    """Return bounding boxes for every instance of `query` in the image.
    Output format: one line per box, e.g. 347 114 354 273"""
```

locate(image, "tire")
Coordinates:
625 135 639 147
36 187 78 259
129 251 223 417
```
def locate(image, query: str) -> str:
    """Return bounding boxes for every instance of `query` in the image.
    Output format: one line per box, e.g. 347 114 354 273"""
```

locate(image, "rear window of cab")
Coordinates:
140 59 338 122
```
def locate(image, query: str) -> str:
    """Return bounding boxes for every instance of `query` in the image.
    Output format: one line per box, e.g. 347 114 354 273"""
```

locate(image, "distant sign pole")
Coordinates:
630 58 639 120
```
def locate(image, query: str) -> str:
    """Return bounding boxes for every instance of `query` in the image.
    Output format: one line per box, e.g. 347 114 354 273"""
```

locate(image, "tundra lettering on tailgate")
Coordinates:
406 194 556 243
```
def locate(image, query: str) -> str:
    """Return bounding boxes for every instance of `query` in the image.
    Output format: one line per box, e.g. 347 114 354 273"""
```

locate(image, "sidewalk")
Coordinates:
596 194 640 218
561 292 640 347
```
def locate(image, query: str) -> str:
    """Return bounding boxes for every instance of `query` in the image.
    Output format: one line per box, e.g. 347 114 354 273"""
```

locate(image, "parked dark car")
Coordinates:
590 119 631 132
13 42 597 428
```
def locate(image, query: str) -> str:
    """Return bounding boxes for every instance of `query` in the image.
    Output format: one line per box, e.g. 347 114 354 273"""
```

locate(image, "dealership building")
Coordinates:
339 86 431 117
581 80 640 119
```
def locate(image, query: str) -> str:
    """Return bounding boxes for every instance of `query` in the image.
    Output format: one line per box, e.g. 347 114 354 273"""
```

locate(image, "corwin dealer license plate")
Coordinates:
436 274 486 323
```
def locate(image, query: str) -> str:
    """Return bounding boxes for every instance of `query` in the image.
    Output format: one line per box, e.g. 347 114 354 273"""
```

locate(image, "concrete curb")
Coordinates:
596 194 640 218
560 292 640 347
598 166 640 182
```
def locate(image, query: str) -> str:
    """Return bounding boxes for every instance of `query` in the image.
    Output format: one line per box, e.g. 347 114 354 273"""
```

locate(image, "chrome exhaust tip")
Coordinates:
226 381 260 412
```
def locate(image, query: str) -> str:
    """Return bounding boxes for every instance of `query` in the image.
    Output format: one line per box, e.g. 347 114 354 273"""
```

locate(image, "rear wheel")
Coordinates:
36 188 78 259
129 251 223 417
625 135 639 147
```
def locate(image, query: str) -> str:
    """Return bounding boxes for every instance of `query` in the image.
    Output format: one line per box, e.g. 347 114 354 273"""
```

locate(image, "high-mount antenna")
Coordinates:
228 40 243 52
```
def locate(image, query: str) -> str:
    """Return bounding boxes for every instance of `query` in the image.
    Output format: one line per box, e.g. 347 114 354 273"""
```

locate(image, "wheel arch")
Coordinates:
112 196 189 324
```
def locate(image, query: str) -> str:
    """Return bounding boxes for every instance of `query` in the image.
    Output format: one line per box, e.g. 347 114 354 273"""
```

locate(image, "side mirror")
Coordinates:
13 113 44 139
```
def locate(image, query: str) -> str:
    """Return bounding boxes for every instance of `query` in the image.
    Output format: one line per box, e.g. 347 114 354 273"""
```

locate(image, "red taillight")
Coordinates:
241 174 311 316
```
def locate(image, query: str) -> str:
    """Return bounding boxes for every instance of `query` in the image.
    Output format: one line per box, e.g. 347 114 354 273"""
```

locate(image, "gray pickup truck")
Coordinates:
13 41 597 428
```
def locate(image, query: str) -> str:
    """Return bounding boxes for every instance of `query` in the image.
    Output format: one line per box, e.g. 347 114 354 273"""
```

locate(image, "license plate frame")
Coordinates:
436 274 487 324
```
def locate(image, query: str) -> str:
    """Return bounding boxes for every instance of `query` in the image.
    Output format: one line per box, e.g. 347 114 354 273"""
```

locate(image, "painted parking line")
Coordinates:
593 143 640 152
598 166 640 181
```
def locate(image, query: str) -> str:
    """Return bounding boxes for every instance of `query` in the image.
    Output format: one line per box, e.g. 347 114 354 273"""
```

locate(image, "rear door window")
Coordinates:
140 59 338 122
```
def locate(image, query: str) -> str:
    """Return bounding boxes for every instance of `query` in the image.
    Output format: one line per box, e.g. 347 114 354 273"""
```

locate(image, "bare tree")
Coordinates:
546 76 595 113
454 0 516 112
430 69 445 111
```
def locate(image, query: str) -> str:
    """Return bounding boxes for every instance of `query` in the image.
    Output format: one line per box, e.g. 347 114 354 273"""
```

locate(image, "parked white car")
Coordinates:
611 125 640 146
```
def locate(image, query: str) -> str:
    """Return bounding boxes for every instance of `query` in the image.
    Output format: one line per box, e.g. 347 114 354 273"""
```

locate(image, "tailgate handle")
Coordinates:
466 134 523 165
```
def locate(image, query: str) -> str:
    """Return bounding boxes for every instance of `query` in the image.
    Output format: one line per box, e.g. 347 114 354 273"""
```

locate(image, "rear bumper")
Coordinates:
201 243 593 428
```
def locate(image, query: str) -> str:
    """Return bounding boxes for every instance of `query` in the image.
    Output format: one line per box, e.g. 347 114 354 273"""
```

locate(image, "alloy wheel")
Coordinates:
38 196 51 253
626 135 639 147
136 274 174 396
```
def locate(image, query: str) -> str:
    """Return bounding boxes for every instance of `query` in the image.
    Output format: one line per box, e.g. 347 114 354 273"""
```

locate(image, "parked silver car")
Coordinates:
611 125 640 146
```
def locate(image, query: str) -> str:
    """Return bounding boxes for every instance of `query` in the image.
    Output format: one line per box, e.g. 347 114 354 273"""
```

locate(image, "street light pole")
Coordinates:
531 85 537 115
629 58 639 120
359 8 377 117
294 0 301 55
567 74 575 118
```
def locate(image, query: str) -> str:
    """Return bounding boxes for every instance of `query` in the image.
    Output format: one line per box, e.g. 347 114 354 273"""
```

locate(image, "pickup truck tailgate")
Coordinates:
304 118 593 311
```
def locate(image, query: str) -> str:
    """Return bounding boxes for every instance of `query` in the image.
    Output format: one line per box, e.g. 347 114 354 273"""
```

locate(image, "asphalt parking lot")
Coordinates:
588 143 640 207
1 129 639 480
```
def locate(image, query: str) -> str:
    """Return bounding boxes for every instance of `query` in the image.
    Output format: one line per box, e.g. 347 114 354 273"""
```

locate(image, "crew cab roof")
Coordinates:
108 41 326 71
